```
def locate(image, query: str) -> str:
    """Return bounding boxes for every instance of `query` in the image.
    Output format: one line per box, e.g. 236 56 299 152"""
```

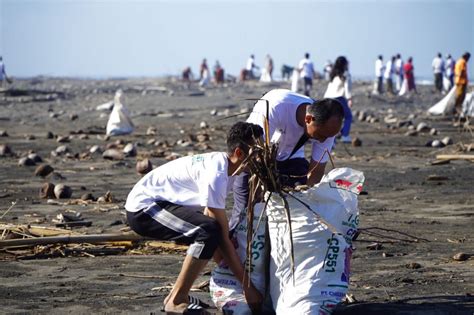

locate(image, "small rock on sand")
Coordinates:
0 130 8 137
39 182 55 199
352 137 362 147
441 136 453 146
0 144 12 156
35 164 54 177
452 252 469 261
54 184 73 199
431 140 445 148
123 143 137 157
136 159 153 175
416 122 430 132
18 157 36 166
28 153 43 163
81 193 96 201
102 149 124 160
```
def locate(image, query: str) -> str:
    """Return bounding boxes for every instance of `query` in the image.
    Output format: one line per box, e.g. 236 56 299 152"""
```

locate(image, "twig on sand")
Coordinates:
358 226 430 243
0 200 18 220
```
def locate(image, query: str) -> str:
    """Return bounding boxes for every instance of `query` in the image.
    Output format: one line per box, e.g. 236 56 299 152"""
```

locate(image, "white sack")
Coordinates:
442 76 452 92
428 86 456 115
210 203 267 315
267 167 364 315
106 90 134 136
291 70 300 92
462 92 474 117
260 68 272 83
398 78 407 96
199 69 211 87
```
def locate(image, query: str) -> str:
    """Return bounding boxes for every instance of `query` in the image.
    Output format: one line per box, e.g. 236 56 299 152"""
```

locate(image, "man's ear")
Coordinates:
234 146 245 160
304 114 313 125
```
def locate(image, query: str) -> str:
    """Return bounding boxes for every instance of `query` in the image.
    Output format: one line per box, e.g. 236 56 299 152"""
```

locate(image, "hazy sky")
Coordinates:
1 0 473 79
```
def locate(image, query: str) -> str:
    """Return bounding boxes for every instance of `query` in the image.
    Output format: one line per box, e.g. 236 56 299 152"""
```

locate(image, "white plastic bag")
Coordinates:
462 92 474 117
106 90 134 136
210 203 267 314
267 168 364 314
428 86 456 115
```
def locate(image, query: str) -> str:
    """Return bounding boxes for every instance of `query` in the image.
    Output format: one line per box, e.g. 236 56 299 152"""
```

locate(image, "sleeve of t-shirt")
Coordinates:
200 172 228 209
311 136 335 163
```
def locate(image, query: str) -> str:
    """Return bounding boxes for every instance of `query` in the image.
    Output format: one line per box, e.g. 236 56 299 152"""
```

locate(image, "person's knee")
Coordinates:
188 219 221 259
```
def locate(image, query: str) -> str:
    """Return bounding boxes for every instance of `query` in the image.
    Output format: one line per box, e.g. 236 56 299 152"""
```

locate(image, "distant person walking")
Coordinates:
374 55 385 94
199 59 209 81
445 54 455 90
403 57 417 94
244 54 259 80
324 56 353 143
213 61 225 84
298 52 315 96
0 56 9 88
265 54 274 81
182 67 194 82
384 56 395 95
432 53 445 93
394 54 404 92
454 52 470 115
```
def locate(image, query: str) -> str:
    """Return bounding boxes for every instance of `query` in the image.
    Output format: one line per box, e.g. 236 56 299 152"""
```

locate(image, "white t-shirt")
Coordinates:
246 57 255 71
432 57 444 74
375 59 385 77
384 60 393 79
324 72 352 99
125 152 232 212
247 89 335 163
445 58 454 76
395 58 404 75
298 58 314 79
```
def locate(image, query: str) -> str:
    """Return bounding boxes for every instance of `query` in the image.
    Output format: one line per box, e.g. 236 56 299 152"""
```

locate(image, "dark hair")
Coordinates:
437 52 442 58
396 53 401 58
307 98 344 125
392 55 396 62
329 56 348 82
378 55 383 60
305 53 310 59
408 57 413 63
463 52 471 60
227 122 263 154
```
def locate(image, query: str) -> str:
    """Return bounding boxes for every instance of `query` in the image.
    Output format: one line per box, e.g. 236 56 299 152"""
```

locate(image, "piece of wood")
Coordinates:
435 154 474 161
0 232 146 248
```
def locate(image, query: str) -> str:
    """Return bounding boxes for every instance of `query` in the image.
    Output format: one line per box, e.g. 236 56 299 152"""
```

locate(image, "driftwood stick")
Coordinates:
0 233 146 248
435 154 474 161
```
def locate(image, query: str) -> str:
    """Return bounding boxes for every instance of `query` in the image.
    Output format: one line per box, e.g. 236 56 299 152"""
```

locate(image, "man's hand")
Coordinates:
348 98 353 108
243 283 263 313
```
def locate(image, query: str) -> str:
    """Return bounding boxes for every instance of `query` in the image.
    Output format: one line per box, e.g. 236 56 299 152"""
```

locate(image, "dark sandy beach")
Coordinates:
0 77 473 314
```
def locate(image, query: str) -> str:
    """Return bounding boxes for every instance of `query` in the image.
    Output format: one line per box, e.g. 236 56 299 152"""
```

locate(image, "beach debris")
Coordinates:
200 121 209 129
89 145 102 155
106 90 135 136
405 130 418 137
358 111 366 121
146 127 157 135
0 130 8 137
54 184 73 199
53 212 92 228
210 109 218 116
429 128 438 136
25 134 36 140
123 143 137 157
430 159 450 166
406 262 422 269
39 182 55 199
441 136 453 146
366 242 383 250
352 137 362 147
452 252 469 261
435 154 474 161
69 113 78 121
18 157 36 166
97 191 113 203
46 131 55 139
416 122 430 132
54 145 70 155
80 193 96 201
384 115 398 124
136 159 153 175
34 164 54 177
431 140 445 148
102 149 124 160
0 144 12 157
28 153 43 163
427 175 449 181
56 135 70 143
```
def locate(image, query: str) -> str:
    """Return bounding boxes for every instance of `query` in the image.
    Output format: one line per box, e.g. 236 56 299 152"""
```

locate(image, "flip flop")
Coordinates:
165 302 209 315
161 295 210 311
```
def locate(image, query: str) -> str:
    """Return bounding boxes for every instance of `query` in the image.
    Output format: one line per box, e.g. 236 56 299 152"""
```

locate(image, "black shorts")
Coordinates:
127 201 221 260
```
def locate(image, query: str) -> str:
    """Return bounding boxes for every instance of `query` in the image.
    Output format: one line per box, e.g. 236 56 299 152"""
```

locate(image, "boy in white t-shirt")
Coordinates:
125 122 264 314
232 89 343 228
